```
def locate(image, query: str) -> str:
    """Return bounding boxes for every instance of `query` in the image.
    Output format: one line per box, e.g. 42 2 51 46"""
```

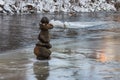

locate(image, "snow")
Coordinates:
0 7 3 11
0 0 5 5
0 0 117 14
50 20 64 27
50 20 110 28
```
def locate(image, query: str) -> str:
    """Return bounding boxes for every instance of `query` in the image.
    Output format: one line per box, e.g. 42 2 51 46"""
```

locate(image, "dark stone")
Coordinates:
114 2 120 11
38 30 50 43
91 0 95 3
36 41 52 49
40 17 49 24
39 24 53 30
34 45 51 60
38 24 53 43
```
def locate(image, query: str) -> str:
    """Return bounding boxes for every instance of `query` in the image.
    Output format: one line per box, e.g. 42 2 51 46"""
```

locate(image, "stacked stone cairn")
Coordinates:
34 17 53 60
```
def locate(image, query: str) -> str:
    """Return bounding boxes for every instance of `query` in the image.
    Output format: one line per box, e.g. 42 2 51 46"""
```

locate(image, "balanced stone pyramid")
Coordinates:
34 17 53 60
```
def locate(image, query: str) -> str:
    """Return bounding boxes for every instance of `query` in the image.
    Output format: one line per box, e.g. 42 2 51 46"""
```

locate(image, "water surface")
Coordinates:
0 12 120 80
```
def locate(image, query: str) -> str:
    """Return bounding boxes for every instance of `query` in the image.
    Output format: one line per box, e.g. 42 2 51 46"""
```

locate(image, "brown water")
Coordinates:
0 12 120 80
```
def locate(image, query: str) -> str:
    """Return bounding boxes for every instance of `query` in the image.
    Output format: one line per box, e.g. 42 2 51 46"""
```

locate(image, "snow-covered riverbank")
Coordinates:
0 0 118 14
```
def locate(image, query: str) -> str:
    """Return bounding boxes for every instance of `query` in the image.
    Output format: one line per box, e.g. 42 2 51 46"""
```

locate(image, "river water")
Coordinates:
0 12 120 80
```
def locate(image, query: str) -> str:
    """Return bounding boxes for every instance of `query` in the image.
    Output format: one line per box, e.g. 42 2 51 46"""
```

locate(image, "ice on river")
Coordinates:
50 19 111 28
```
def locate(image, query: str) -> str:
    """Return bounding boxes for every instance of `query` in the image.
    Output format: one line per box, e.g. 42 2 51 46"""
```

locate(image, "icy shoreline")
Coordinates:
0 0 117 14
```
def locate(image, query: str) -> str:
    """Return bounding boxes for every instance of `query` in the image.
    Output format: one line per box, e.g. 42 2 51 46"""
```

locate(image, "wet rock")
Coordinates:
40 17 49 24
38 24 53 43
36 41 52 49
34 45 51 60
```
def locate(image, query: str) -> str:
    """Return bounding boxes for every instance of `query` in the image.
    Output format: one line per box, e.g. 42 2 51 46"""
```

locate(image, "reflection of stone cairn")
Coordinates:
33 62 49 80
34 17 53 60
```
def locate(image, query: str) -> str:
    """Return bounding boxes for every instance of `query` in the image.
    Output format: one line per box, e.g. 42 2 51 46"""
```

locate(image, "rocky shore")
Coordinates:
0 0 119 14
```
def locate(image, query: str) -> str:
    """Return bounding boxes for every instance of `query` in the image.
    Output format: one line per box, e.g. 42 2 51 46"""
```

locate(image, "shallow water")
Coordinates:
0 12 120 80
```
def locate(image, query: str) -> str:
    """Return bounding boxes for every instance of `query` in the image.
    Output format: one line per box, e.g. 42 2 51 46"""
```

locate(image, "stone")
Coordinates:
36 41 52 49
34 45 51 60
40 17 49 24
38 23 53 43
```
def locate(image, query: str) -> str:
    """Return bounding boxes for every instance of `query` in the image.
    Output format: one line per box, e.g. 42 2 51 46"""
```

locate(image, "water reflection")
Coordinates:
98 37 120 62
87 32 120 62
0 14 40 52
33 61 49 80
8 16 23 49
0 15 24 52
